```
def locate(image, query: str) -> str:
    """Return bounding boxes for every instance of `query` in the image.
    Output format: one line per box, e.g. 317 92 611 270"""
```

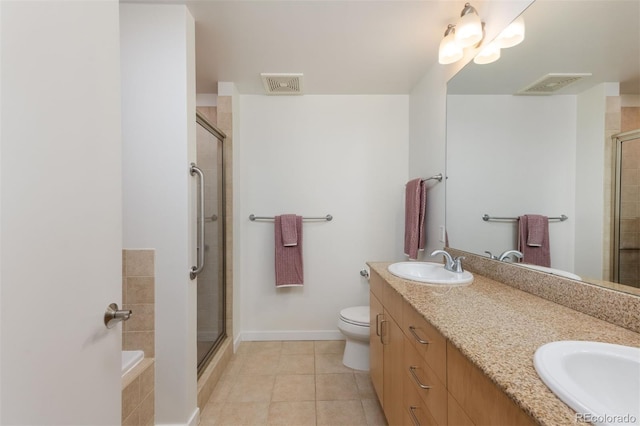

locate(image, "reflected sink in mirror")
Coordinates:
518 263 582 281
388 262 473 286
534 341 640 426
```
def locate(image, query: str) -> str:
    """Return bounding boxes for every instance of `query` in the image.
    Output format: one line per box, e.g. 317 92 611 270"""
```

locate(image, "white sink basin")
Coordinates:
534 341 640 425
387 262 473 286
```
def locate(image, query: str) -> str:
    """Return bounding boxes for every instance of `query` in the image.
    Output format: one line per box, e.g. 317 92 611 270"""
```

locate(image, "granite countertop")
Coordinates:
368 262 640 426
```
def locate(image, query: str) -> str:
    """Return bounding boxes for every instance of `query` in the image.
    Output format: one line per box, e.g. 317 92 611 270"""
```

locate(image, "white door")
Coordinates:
1 1 122 424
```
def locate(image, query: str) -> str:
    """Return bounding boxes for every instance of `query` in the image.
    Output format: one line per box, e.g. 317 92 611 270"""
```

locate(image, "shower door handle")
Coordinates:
190 163 205 280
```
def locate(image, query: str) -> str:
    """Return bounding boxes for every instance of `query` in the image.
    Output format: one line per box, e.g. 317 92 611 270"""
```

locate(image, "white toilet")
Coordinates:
337 305 370 371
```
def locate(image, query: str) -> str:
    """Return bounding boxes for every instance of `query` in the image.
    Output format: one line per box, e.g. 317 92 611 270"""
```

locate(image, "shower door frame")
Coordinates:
196 111 227 377
612 128 640 285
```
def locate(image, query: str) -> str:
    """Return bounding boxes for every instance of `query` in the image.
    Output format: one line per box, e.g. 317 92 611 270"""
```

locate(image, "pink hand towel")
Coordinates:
275 215 303 287
280 214 298 247
526 214 546 247
404 178 427 260
518 215 550 267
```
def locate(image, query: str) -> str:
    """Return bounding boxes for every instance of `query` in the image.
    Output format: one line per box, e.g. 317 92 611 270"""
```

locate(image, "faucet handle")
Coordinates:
452 256 465 273
484 251 498 260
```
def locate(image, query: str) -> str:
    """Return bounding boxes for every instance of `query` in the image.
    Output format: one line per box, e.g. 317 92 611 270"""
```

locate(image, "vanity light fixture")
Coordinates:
438 3 485 65
473 40 501 64
455 3 484 48
438 24 464 65
495 16 525 48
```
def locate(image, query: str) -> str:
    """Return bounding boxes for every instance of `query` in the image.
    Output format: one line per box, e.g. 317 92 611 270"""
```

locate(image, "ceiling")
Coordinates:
187 0 458 95
448 0 640 95
168 0 639 96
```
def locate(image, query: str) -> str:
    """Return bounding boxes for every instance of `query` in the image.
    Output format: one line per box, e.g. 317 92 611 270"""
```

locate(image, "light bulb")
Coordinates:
473 41 501 65
455 4 483 48
439 26 463 64
496 16 525 48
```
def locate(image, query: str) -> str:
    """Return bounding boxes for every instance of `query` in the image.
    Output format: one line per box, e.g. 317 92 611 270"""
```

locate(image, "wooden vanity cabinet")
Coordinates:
370 270 537 426
370 270 404 425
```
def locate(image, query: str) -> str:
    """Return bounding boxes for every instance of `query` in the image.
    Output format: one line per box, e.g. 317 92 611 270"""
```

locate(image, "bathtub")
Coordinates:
122 350 144 377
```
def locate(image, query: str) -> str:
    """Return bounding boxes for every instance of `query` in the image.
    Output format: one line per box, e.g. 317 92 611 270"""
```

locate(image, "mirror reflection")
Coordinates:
445 0 640 294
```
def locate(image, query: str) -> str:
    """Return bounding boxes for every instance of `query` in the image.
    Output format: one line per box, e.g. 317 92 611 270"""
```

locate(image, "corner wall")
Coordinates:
120 4 198 424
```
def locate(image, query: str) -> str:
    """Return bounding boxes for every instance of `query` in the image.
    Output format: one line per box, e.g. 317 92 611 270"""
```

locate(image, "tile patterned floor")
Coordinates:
200 340 387 426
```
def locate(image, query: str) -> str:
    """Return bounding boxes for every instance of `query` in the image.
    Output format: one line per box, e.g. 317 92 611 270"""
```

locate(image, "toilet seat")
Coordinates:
339 306 369 327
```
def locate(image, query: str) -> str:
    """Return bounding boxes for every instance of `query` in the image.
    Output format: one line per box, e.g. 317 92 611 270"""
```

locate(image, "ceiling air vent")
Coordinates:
516 73 592 95
261 73 304 95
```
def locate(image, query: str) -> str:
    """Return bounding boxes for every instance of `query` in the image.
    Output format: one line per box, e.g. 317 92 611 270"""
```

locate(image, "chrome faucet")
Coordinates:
430 250 465 273
498 250 523 262
484 251 498 260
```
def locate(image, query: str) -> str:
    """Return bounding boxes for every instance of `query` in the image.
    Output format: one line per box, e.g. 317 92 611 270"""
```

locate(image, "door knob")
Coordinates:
104 303 132 329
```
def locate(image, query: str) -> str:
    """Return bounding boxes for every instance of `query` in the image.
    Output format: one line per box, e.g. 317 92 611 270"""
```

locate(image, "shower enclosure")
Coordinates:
192 112 226 375
613 129 640 288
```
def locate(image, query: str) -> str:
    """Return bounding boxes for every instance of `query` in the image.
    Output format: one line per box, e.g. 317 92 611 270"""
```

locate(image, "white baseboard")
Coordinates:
240 330 345 342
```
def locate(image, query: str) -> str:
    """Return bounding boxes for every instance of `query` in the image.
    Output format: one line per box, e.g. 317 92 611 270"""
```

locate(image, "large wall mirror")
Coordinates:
445 0 640 295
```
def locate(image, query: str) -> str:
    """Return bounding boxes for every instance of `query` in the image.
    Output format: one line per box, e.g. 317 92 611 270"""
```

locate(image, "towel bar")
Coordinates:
482 214 568 222
249 214 333 222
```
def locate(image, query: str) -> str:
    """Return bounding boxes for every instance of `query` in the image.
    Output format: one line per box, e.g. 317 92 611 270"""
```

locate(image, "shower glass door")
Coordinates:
613 129 640 288
196 112 226 374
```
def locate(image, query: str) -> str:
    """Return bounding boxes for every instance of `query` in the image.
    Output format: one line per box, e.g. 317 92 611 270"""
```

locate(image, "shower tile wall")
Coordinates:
603 96 622 280
619 106 640 287
122 249 156 356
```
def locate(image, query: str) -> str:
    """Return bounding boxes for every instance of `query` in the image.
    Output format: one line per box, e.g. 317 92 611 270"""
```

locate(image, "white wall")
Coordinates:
446 95 577 271
1 1 122 423
574 83 618 279
238 95 408 339
120 4 198 425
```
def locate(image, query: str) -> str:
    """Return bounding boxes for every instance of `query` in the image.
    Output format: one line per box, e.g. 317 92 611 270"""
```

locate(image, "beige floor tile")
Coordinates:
277 354 315 375
355 372 377 399
240 351 281 375
316 373 359 401
272 375 315 402
362 399 388 426
316 353 353 374
267 401 316 426
282 340 315 355
243 341 283 354
228 374 275 402
207 377 234 404
316 400 368 426
220 354 245 379
215 402 270 426
199 401 223 425
314 340 345 354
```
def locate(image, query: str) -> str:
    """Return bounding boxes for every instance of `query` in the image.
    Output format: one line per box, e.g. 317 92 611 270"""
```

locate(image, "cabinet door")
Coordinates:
383 311 404 426
370 292 384 404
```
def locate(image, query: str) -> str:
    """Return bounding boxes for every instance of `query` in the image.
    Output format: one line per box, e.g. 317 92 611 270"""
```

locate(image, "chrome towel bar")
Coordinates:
422 173 443 182
482 214 568 222
249 214 333 222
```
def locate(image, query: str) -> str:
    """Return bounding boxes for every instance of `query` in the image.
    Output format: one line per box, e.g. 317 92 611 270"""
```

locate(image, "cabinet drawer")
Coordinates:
447 341 536 426
404 338 447 425
402 302 447 384
403 369 438 426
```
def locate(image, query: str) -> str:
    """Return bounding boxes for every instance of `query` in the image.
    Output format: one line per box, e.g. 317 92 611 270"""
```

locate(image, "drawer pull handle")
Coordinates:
409 406 421 426
375 313 383 336
409 366 432 390
409 326 430 345
380 320 388 345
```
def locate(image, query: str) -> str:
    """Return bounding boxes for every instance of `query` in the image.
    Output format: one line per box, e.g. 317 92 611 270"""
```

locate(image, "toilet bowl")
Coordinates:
337 305 370 371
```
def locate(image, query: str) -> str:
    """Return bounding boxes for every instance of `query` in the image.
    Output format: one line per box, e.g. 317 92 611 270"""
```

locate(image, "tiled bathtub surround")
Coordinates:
447 248 640 333
122 358 155 425
122 249 155 356
122 249 156 425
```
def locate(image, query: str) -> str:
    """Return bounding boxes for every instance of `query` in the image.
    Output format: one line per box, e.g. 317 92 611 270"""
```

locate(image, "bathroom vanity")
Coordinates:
368 260 640 426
